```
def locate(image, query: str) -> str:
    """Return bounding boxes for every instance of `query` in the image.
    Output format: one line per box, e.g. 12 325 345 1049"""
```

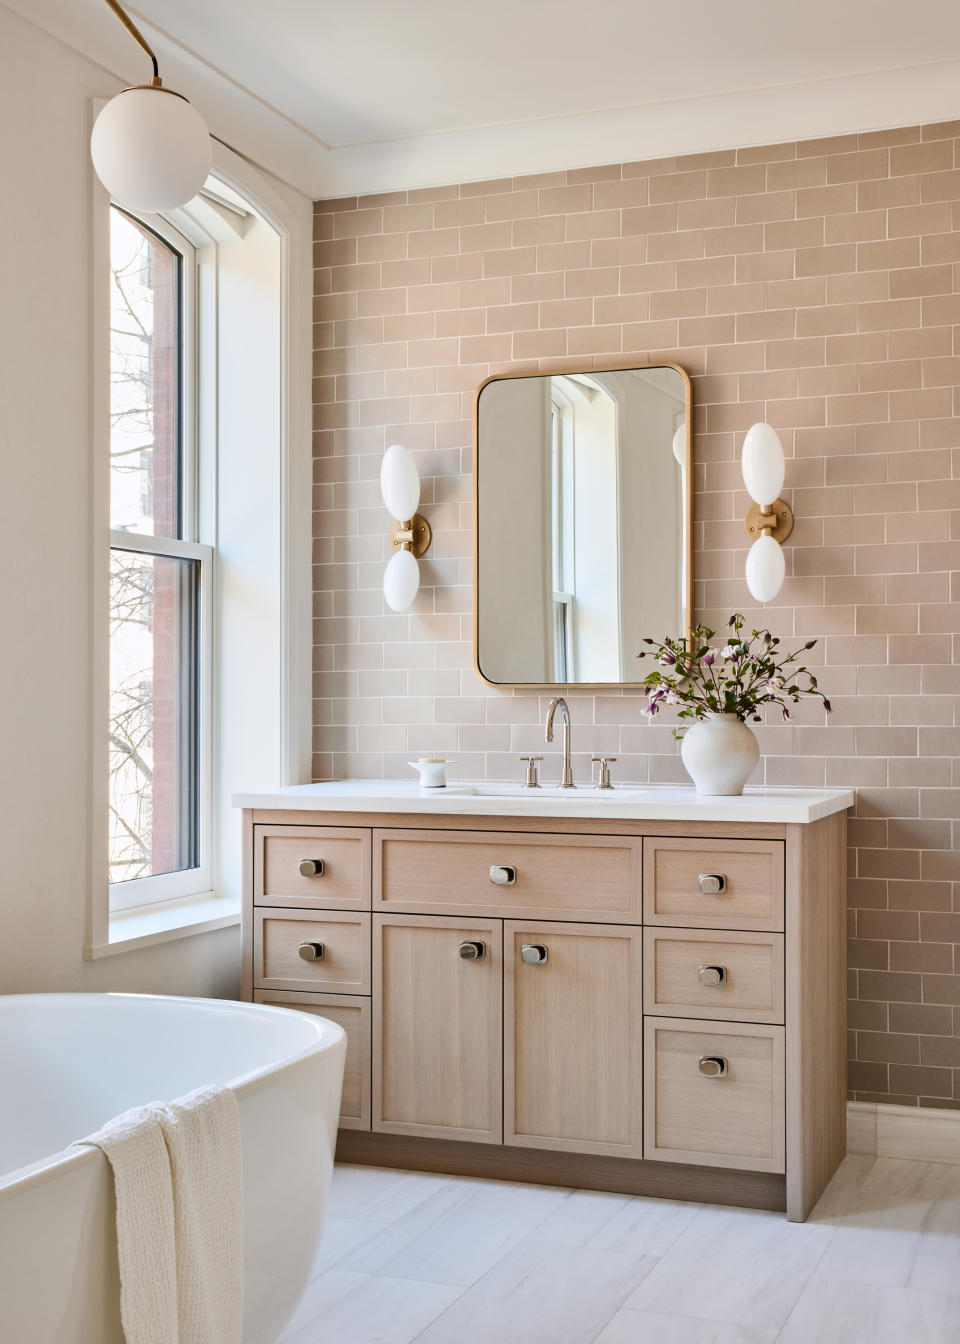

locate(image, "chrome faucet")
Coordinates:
545 696 575 788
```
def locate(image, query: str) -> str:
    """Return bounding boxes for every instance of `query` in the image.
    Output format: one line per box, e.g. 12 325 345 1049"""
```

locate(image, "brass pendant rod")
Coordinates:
101 0 160 81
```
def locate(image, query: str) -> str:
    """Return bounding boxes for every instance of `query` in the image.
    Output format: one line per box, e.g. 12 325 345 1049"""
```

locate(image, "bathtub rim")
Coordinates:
0 991 345 1199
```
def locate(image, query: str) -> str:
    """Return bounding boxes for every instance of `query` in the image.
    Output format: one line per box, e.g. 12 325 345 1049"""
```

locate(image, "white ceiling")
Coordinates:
15 0 960 197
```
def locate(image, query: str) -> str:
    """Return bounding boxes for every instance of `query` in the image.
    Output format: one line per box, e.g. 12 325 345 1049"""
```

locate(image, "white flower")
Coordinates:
719 646 738 660
664 690 680 705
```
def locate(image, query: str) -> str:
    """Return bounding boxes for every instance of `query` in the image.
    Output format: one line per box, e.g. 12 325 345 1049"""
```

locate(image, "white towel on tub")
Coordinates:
74 1084 243 1344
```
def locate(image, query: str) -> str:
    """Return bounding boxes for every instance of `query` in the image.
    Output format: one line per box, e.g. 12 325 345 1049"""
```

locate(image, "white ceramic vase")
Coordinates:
680 713 759 796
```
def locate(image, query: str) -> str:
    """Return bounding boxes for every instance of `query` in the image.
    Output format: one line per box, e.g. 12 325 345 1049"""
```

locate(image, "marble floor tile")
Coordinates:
805 1154 875 1224
526 1188 633 1246
413 1239 659 1344
624 1204 832 1332
324 1165 454 1224
907 1186 960 1297
339 1175 568 1286
777 1277 960 1344
586 1194 703 1257
278 1269 462 1344
810 1158 960 1289
594 1310 777 1343
310 1215 389 1276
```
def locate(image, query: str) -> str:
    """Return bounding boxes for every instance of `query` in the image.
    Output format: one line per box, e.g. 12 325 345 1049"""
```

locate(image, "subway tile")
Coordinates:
313 128 960 1110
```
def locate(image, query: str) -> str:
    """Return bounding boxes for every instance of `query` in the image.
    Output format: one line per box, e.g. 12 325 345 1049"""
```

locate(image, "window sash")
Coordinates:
108 533 213 912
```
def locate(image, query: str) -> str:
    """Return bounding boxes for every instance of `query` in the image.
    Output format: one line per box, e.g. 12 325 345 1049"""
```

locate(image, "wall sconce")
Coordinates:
741 422 794 604
90 0 210 212
380 444 432 612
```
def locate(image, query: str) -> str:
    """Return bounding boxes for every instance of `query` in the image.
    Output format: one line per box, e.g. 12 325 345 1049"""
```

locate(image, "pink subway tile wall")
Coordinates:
313 122 960 1109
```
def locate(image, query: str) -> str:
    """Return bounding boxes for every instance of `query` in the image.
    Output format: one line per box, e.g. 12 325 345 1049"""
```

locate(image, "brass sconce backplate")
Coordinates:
744 499 793 543
390 513 432 558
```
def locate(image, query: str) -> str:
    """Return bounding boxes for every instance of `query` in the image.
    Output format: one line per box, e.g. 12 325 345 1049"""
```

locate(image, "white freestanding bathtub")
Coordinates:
0 993 346 1344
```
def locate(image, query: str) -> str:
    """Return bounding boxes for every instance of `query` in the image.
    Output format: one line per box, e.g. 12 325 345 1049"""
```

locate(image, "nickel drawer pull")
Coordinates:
458 940 485 961
490 865 517 887
698 872 726 895
297 941 325 962
298 859 325 877
698 1055 728 1078
521 944 548 965
698 964 727 987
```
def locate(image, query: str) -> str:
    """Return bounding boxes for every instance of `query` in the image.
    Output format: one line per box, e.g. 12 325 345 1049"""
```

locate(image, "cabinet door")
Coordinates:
374 914 502 1143
505 921 643 1157
254 989 371 1131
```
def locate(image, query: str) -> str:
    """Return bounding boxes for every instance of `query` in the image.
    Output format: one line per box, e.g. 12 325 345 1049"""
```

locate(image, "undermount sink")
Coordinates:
451 783 656 802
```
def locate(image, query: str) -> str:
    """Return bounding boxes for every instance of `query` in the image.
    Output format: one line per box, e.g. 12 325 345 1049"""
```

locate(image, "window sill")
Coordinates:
85 891 240 960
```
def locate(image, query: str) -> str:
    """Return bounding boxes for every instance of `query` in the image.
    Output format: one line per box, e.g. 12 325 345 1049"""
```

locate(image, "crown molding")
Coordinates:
316 58 960 198
10 0 960 201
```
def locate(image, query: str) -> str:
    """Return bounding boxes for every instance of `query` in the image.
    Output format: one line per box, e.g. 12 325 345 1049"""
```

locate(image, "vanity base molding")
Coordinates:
239 795 851 1223
334 1129 787 1213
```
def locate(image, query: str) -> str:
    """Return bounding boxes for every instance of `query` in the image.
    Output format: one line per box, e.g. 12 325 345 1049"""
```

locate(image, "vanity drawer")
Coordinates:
374 829 642 922
643 928 784 1024
254 825 371 910
643 838 784 932
253 989 371 1131
644 1017 785 1173
254 909 371 994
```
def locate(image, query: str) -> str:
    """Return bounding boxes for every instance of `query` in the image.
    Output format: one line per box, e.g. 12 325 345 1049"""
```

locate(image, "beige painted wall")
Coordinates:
0 8 306 997
313 124 960 1109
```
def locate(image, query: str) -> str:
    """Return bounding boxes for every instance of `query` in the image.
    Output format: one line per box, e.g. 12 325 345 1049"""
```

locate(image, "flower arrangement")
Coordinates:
637 612 831 734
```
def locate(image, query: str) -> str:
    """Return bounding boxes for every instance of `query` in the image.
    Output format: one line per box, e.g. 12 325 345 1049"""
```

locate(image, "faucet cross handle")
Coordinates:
592 756 617 790
519 755 543 788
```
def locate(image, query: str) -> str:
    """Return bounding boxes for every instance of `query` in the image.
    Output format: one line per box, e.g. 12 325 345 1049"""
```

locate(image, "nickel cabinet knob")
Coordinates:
698 964 727 987
299 859 325 877
698 872 726 895
490 865 517 887
698 1055 728 1078
297 941 324 962
458 940 485 961
521 943 548 965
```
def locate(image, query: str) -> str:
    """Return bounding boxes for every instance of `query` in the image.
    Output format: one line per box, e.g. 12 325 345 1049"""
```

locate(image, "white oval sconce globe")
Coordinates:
383 547 420 612
741 422 785 506
745 533 786 603
380 443 420 522
672 423 686 468
91 87 211 213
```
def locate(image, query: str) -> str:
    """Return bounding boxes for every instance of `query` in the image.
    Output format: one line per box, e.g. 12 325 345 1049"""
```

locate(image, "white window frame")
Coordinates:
107 207 214 914
86 122 313 958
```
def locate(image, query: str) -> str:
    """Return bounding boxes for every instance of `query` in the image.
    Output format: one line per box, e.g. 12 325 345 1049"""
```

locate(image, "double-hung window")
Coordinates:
108 205 211 911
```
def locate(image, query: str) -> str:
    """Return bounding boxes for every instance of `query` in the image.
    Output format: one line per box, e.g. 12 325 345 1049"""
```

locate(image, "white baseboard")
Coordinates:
848 1101 960 1164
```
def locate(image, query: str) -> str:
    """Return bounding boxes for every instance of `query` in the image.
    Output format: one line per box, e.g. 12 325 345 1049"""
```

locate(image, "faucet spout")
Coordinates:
544 696 575 789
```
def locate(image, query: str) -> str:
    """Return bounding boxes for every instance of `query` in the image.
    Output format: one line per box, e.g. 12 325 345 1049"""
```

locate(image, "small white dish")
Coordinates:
408 759 455 788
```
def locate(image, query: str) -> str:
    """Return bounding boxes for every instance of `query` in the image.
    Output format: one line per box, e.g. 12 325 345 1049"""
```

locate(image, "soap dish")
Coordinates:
408 759 455 788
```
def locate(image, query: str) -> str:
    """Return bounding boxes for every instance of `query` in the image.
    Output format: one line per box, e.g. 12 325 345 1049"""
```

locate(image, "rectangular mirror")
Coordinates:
475 364 691 687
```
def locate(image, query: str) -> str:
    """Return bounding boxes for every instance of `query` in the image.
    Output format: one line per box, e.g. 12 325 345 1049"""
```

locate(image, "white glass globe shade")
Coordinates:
91 87 211 213
380 443 420 522
383 547 420 611
672 422 686 467
745 533 785 604
741 422 785 507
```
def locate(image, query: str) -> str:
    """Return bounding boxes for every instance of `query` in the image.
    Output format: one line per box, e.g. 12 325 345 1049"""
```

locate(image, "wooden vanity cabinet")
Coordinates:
241 808 847 1222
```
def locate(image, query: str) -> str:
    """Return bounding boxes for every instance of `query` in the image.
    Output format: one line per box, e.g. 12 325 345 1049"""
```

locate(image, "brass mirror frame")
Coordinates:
473 361 694 690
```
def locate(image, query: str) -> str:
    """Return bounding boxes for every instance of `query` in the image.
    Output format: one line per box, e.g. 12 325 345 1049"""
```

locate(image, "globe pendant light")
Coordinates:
90 0 211 213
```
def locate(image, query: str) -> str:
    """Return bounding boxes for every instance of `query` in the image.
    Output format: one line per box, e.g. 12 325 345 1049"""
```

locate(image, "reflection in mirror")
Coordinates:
475 365 690 686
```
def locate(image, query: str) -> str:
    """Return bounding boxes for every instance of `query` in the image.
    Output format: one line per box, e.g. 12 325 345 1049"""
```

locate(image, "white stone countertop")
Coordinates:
233 780 854 824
